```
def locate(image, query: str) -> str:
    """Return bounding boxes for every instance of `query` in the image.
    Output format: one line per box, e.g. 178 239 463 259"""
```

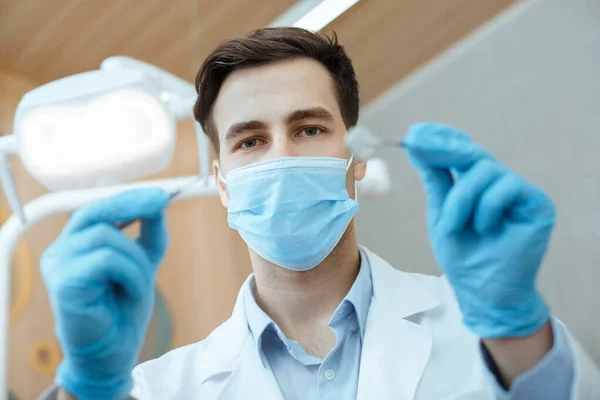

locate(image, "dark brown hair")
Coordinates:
193 27 359 153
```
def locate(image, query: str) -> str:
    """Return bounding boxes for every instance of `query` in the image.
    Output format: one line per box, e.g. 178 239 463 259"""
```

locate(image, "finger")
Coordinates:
403 123 493 172
65 224 152 269
508 184 556 225
473 173 523 234
73 248 154 301
64 188 170 234
138 213 169 265
408 161 453 226
439 159 505 234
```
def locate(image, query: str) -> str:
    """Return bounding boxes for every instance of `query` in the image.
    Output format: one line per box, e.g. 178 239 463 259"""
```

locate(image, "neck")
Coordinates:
250 225 360 355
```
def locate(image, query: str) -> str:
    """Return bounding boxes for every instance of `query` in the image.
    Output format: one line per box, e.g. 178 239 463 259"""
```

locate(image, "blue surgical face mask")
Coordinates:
220 156 359 271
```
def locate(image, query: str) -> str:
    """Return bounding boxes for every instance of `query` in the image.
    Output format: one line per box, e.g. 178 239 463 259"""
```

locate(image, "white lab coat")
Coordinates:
39 247 598 400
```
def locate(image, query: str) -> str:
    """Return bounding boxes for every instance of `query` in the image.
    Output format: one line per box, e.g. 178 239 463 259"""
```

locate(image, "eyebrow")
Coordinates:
225 120 268 142
285 107 334 125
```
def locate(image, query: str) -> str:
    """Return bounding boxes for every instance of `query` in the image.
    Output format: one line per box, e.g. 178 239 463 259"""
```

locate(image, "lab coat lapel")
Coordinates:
198 276 284 399
225 339 284 400
357 248 440 400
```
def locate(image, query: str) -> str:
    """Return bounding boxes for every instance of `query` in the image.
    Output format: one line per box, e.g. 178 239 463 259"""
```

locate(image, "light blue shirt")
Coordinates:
243 250 574 399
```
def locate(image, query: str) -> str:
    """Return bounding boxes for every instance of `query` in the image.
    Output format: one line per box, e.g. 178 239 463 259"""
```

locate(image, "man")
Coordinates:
40 28 599 400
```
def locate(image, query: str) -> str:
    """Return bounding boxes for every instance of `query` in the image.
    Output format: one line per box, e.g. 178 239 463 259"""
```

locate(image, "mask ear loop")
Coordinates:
218 167 227 184
217 166 232 205
346 154 358 202
345 154 354 172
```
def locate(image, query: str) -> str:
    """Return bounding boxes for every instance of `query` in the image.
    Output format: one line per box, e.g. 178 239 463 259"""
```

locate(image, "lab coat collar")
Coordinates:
361 247 440 319
198 246 440 399
198 274 285 399
356 247 440 399
197 275 252 384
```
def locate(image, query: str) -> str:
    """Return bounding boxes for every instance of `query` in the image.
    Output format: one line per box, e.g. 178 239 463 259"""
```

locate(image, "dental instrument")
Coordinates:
115 175 204 230
344 125 404 161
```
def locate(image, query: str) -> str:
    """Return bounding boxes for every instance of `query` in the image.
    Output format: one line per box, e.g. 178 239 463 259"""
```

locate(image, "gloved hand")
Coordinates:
41 188 170 400
404 123 554 339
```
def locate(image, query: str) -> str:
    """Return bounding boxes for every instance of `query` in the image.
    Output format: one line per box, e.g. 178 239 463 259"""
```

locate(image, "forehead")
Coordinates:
212 58 343 133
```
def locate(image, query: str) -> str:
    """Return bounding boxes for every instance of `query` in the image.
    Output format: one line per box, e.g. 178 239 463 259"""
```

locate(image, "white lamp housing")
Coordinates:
13 68 177 191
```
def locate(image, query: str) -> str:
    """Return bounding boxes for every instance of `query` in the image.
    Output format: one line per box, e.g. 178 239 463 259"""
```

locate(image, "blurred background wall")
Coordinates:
356 0 600 364
1 0 598 398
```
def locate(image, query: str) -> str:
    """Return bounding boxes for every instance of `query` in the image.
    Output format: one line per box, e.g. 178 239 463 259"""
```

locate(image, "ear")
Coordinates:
213 159 229 208
353 160 367 181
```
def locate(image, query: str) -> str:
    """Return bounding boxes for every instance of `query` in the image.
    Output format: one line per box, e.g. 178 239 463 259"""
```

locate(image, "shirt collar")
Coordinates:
335 247 372 339
243 277 275 360
242 248 374 362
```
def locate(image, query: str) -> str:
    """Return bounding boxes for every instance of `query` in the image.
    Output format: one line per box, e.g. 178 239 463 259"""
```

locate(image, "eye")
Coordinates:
238 138 265 149
300 127 323 137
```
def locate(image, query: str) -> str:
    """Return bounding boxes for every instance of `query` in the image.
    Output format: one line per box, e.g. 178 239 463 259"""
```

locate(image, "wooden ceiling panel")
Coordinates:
47 2 177 78
0 0 296 83
326 0 518 103
0 0 517 102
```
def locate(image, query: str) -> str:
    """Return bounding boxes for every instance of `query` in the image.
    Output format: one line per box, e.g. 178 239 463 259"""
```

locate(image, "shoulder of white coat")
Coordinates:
401 272 485 383
406 272 468 324
360 246 457 310
131 317 234 395
405 272 454 302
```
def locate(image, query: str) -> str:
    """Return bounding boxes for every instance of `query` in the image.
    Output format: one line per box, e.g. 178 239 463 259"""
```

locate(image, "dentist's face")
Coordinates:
211 57 366 207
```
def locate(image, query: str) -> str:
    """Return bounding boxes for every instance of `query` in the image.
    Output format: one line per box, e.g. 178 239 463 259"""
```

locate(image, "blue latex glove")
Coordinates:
41 188 170 400
404 123 554 339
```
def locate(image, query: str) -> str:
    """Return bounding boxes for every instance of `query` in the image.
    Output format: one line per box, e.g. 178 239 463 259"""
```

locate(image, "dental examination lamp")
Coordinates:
2 56 213 225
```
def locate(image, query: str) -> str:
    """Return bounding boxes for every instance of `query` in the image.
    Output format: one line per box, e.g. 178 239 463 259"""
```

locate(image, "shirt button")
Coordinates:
348 317 358 332
324 369 336 381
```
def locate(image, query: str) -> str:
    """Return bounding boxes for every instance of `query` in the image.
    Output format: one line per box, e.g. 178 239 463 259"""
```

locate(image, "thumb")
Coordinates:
138 212 169 265
402 124 454 225
64 188 170 235
407 157 453 227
